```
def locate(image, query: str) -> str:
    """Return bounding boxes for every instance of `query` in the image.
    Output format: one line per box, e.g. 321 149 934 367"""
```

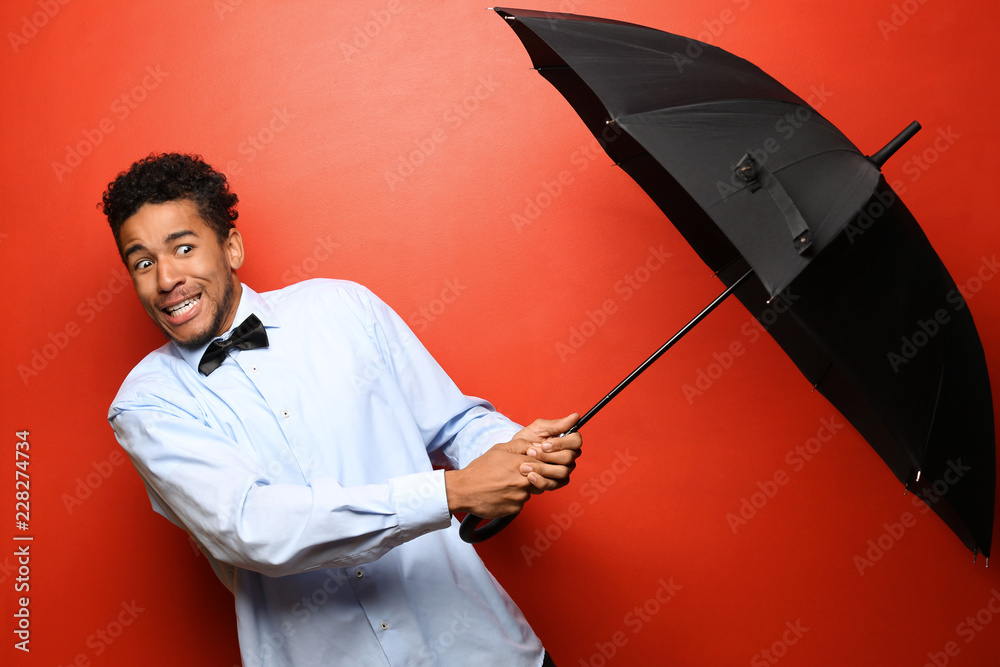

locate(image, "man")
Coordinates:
103 153 581 666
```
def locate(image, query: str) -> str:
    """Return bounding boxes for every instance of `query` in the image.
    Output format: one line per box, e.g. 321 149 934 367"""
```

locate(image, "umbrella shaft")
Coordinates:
565 268 755 435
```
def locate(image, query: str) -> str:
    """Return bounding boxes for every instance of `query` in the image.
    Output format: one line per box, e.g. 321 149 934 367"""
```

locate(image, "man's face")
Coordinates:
119 199 244 349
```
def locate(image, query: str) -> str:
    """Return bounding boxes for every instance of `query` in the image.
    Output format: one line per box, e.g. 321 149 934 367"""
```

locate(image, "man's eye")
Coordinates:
178 245 194 255
136 260 153 270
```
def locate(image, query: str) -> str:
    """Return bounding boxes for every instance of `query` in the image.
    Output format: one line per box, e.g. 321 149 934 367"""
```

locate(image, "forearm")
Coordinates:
112 409 452 577
205 471 452 576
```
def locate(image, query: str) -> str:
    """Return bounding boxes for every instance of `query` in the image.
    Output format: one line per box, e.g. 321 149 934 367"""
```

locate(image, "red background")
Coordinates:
3 1 1000 665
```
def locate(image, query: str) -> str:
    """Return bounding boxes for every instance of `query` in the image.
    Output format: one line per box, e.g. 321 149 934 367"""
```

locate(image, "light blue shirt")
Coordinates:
109 280 543 666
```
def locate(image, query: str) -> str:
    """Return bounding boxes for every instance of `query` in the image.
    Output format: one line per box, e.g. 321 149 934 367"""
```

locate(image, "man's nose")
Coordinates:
156 257 183 292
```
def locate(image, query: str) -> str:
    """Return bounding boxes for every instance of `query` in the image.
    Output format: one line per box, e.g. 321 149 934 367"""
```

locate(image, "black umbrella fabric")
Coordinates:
482 7 994 558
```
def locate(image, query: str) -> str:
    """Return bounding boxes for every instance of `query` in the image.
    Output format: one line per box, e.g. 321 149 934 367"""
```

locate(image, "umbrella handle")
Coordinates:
459 422 584 543
459 512 519 543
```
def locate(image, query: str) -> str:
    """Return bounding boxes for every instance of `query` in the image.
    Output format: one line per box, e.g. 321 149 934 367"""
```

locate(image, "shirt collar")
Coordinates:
175 283 280 373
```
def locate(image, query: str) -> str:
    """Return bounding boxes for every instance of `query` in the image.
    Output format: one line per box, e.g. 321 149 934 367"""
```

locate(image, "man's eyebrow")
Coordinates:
122 242 147 260
123 230 197 261
165 229 197 244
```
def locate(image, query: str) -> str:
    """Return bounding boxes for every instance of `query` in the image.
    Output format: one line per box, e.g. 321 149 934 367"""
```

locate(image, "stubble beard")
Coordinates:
168 276 237 351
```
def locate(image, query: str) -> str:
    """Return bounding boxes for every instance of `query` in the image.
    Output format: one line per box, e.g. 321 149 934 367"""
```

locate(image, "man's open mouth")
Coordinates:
164 295 201 317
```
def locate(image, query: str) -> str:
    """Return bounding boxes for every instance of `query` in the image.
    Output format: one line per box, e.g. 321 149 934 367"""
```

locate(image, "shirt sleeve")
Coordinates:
108 281 522 580
110 388 453 579
359 287 522 469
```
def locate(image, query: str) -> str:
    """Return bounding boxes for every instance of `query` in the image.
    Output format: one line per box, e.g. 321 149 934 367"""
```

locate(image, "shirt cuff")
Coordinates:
389 469 452 538
466 413 523 464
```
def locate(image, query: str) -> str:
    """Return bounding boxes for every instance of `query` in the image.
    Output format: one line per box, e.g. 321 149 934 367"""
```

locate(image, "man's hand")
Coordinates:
445 440 537 518
444 414 583 518
512 413 582 492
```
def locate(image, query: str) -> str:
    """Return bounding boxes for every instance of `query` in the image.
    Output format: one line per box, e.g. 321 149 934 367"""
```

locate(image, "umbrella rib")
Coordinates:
812 361 833 389
613 98 814 126
612 151 652 168
545 24 710 60
918 351 949 466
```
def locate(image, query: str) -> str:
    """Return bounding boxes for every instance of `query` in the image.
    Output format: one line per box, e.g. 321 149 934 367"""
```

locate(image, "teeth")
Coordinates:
167 296 200 317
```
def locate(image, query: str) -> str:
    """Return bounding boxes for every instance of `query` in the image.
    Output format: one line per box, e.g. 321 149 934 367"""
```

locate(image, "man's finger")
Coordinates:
520 461 570 482
522 413 580 439
537 431 582 454
524 470 558 491
526 446 579 465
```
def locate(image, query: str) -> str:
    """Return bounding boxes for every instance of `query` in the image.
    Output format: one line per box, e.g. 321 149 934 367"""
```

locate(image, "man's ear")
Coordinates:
225 228 245 270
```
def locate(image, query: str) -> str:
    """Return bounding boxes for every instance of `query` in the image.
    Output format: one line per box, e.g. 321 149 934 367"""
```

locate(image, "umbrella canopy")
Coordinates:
493 7 995 558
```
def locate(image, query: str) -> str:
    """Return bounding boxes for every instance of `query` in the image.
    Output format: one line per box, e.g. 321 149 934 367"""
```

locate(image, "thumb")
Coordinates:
541 413 581 437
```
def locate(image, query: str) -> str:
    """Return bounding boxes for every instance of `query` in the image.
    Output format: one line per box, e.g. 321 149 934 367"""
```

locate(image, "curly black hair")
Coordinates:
101 153 239 258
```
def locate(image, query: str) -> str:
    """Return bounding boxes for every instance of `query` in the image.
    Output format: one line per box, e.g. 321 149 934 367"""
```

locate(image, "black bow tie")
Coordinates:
198 314 269 375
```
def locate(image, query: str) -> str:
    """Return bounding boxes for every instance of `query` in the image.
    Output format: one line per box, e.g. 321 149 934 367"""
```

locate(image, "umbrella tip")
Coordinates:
868 121 921 169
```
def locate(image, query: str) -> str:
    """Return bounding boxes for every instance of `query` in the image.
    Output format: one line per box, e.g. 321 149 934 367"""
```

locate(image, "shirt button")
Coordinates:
282 409 291 418
355 569 364 578
380 621 389 631
251 365 259 373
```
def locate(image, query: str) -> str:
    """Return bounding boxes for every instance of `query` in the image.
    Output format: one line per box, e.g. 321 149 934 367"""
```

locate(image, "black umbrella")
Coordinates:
461 7 995 560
